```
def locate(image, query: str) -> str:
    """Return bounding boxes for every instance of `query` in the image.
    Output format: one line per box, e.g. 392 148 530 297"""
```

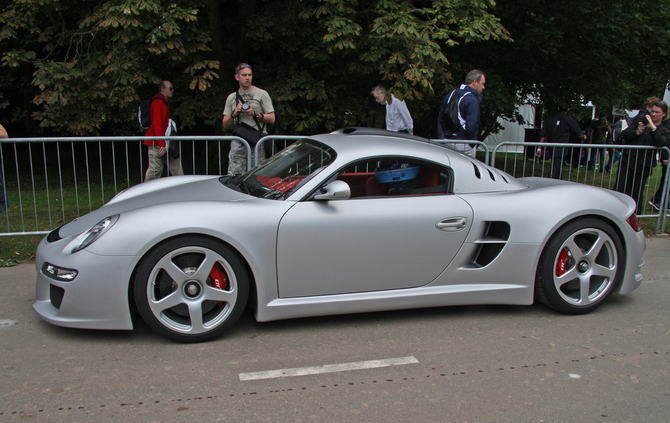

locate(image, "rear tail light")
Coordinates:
627 214 642 232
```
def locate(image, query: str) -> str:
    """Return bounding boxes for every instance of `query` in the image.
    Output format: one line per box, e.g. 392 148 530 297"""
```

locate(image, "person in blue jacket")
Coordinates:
439 69 486 158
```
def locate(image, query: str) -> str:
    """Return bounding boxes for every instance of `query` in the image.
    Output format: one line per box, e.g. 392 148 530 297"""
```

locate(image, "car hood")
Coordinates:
57 175 250 239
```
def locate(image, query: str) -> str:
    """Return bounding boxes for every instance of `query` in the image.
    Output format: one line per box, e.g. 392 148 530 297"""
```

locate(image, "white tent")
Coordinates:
483 103 536 151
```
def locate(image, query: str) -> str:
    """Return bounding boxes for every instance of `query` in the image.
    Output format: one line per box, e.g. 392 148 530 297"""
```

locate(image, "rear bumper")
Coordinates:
619 227 646 295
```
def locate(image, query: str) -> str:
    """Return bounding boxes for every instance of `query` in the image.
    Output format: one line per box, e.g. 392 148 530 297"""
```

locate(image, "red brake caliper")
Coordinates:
555 249 569 276
210 263 228 306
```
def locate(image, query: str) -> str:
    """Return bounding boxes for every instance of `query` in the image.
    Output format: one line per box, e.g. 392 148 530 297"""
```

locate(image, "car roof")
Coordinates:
304 128 528 194
309 127 453 161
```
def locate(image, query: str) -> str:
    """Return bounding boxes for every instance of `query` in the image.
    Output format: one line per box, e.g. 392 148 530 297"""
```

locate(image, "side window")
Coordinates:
336 158 450 198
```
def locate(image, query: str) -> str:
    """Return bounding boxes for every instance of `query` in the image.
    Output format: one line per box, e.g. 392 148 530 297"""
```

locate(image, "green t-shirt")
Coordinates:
223 86 274 134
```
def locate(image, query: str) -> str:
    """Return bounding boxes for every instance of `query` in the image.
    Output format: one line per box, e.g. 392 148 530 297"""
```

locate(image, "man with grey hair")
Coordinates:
439 69 486 158
371 85 413 134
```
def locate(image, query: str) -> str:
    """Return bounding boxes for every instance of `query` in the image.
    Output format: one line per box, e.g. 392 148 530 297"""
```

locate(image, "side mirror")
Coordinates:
314 180 351 200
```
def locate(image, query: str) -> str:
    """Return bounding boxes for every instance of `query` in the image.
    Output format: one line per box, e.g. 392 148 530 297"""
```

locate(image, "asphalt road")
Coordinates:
1 236 669 422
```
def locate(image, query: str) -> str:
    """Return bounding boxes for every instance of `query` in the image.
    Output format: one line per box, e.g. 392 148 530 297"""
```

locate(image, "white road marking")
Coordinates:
239 356 419 381
0 319 17 328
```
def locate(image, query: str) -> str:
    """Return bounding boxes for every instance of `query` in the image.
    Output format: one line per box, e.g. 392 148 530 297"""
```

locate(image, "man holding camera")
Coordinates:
222 63 275 175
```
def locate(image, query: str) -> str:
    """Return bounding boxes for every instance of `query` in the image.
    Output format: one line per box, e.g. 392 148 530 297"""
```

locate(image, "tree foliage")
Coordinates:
1 0 669 139
0 0 508 136
0 0 217 135
460 0 670 121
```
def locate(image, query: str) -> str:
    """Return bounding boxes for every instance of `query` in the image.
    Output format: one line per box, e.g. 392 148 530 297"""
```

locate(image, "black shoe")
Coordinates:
649 201 660 211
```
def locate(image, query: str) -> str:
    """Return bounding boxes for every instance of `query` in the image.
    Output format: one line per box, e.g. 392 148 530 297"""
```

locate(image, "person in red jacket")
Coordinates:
144 80 183 181
0 123 9 219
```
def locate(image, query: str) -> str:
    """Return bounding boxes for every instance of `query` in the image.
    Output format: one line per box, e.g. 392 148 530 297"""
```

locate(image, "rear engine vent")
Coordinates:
472 163 481 179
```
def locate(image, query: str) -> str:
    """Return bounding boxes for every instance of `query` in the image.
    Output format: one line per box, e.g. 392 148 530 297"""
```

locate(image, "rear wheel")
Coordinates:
535 218 624 314
134 236 249 342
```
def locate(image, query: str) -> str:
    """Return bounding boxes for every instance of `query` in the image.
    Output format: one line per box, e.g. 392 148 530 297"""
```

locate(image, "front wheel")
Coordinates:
535 218 624 314
134 236 249 342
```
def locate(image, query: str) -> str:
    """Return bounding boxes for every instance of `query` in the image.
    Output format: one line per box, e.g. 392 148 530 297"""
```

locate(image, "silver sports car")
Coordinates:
34 128 646 342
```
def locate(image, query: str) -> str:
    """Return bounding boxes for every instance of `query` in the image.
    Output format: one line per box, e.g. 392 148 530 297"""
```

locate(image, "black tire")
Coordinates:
134 236 249 342
535 218 624 314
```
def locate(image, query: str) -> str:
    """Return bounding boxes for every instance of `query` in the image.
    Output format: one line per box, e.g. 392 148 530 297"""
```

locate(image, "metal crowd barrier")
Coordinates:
0 135 282 237
0 136 667 237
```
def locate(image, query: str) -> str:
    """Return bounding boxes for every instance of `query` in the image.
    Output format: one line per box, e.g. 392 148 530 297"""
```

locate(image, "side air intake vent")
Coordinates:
469 221 511 268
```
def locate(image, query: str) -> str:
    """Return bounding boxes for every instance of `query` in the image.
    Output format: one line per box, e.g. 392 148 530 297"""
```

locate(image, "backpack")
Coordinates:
413 104 442 139
442 90 471 134
137 97 168 129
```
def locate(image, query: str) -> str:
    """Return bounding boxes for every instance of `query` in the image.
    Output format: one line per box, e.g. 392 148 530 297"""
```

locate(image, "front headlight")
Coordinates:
71 215 119 254
42 262 78 281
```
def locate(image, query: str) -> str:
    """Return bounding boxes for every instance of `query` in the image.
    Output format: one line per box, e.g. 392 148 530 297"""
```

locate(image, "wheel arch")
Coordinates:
126 233 258 320
534 213 627 313
537 213 628 271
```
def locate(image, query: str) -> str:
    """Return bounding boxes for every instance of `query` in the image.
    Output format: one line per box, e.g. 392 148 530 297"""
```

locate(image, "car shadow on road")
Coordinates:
33 294 636 344
236 302 543 335
234 293 636 338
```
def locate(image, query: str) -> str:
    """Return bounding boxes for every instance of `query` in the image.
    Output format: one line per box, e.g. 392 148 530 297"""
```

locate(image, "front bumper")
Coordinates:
33 237 139 330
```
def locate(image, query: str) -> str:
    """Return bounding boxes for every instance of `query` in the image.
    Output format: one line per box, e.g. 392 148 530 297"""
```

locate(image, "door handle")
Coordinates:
436 217 467 232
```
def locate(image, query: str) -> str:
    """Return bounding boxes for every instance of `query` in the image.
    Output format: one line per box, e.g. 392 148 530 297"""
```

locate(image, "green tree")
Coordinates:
461 0 670 122
0 0 218 135
5 0 668 140
1 0 509 136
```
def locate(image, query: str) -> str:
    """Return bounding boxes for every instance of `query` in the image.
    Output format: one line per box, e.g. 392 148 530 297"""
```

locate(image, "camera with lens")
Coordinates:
241 103 250 112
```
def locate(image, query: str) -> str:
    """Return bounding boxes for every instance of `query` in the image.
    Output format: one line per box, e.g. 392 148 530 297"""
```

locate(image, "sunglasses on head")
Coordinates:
236 64 251 73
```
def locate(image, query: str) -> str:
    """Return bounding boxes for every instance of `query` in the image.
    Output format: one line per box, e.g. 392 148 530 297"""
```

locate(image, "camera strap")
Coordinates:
236 91 264 133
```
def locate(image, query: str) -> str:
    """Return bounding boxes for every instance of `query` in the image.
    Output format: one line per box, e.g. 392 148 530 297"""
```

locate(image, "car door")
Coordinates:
276 194 473 298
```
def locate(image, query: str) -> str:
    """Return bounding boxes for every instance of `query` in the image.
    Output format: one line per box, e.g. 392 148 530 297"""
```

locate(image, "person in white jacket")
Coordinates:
371 86 413 134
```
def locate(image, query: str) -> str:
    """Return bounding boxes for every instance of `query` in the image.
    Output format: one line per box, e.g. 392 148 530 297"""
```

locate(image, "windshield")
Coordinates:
226 139 336 199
